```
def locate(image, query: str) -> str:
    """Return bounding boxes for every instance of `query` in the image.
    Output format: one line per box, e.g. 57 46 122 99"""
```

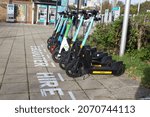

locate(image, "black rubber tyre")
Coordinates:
65 59 83 78
59 51 69 70
112 62 125 76
52 48 60 63
47 43 51 50
59 59 66 70
50 45 57 54
47 37 53 44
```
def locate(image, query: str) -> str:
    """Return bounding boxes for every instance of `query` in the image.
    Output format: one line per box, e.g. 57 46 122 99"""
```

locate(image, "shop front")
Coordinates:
34 0 68 25
3 0 68 24
11 0 32 23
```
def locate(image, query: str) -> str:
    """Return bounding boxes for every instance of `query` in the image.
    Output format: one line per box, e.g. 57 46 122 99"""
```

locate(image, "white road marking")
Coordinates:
43 49 47 53
68 91 76 100
37 73 64 97
47 54 50 59
31 46 48 67
57 73 64 82
41 44 44 48
51 62 56 67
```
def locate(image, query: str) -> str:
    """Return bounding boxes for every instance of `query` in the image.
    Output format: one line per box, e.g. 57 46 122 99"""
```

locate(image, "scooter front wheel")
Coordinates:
59 51 69 70
65 59 83 78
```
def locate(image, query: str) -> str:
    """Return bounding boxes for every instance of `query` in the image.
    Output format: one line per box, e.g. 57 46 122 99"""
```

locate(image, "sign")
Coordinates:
112 7 120 11
6 4 15 22
112 6 120 21
61 0 68 6
34 0 61 6
7 4 14 15
49 5 56 23
38 5 47 23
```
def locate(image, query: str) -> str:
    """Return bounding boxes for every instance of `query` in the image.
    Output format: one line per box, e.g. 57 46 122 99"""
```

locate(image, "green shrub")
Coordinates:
89 17 123 54
90 14 150 88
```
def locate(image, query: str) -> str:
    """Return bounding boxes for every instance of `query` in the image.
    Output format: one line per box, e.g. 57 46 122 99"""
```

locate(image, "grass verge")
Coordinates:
113 54 150 88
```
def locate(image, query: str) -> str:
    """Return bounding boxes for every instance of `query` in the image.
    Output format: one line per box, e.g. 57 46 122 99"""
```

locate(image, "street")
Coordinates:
0 23 149 100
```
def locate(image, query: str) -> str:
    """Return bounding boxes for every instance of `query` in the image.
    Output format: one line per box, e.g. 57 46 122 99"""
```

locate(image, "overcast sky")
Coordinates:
118 0 149 4
69 0 149 5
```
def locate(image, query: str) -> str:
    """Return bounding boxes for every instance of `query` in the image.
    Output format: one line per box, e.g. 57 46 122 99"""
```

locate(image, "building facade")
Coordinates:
0 0 67 24
0 0 32 23
0 0 9 22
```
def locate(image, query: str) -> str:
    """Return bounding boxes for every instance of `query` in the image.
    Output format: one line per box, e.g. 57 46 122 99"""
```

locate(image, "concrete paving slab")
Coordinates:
119 78 140 86
11 52 25 56
60 90 89 100
26 62 36 68
0 83 28 94
7 62 26 68
27 67 47 75
9 55 25 60
0 75 3 83
0 93 29 100
0 47 12 51
58 81 81 91
9 59 25 63
110 87 139 99
77 79 105 90
30 93 60 100
0 68 5 75
29 82 41 93
55 73 75 81
47 67 65 73
0 59 7 64
85 89 116 100
28 74 40 83
97 78 126 89
3 74 27 83
5 67 26 75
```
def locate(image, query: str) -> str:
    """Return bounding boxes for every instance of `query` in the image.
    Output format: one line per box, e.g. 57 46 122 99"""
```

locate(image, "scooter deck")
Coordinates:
90 61 124 75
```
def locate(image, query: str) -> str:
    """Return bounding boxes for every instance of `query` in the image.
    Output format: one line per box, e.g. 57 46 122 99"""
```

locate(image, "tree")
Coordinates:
68 5 76 11
140 1 150 14
102 1 111 14
116 1 125 14
130 5 137 14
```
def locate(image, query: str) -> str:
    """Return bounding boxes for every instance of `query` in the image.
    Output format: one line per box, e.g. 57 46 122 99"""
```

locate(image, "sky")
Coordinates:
118 0 149 4
69 0 149 5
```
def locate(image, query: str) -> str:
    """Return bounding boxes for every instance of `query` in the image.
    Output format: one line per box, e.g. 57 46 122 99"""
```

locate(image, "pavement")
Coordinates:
0 23 150 100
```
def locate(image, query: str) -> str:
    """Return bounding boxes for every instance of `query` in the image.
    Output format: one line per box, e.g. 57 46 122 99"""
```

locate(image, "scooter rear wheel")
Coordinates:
47 37 52 44
47 44 51 50
50 45 57 54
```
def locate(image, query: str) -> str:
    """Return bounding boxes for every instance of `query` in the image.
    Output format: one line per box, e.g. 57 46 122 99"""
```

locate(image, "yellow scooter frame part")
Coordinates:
92 71 112 74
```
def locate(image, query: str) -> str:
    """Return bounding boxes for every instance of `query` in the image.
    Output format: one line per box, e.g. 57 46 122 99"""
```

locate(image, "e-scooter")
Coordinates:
65 16 125 78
